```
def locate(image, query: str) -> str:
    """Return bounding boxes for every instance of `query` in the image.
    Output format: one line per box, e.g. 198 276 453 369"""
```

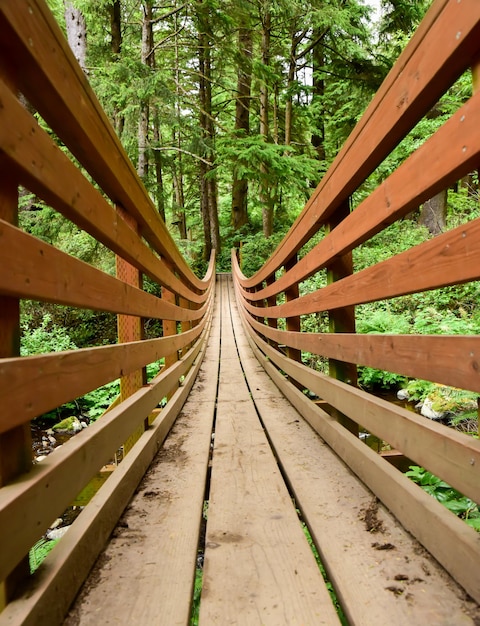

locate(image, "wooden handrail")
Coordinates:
0 0 216 611
233 0 480 605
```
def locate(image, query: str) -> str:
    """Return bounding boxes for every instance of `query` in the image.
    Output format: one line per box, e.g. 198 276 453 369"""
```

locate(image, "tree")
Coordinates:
231 15 253 230
64 0 87 72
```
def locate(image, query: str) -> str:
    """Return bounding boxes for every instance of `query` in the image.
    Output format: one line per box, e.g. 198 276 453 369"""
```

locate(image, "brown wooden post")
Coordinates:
116 206 145 454
162 260 179 400
284 255 301 363
0 160 32 608
265 273 278 349
326 201 359 436
179 296 192 355
472 58 480 439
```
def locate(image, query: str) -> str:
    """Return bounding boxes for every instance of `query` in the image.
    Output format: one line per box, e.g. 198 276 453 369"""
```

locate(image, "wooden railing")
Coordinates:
0 0 214 618
233 0 480 605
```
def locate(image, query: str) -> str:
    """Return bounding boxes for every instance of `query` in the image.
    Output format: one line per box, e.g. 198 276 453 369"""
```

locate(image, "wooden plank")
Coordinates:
0 323 204 433
242 320 480 510
0 302 216 626
0 152 31 606
58 289 220 626
236 88 480 301
237 302 480 607
0 327 209 583
0 219 208 322
0 78 208 305
231 298 479 624
199 276 340 625
238 0 480 288
245 317 480 394
242 214 480 319
0 0 203 290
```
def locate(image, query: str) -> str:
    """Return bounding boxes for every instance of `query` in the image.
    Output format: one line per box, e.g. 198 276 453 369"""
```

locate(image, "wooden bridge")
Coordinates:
1 0 480 624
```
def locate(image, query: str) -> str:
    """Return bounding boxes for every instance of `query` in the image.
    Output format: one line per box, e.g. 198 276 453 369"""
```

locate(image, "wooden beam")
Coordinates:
0 323 204 434
0 0 204 290
241 316 480 606
237 0 480 288
0 219 208 321
243 320 480 394
242 326 480 507
0 78 208 304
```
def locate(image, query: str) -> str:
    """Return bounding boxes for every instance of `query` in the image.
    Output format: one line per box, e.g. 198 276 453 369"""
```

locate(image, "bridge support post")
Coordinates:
116 207 146 454
163 259 179 400
265 273 278 349
0 159 32 608
326 201 359 436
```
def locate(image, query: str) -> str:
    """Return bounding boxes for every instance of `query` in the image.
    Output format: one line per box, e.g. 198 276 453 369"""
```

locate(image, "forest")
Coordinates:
21 0 479 411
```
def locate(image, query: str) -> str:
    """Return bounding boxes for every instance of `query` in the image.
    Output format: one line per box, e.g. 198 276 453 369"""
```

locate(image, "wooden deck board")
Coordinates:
227 276 480 626
63 286 221 626
62 275 480 626
199 275 340 625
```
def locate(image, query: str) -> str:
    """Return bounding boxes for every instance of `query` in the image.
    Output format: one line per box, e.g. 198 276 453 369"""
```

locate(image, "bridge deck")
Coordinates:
65 275 479 626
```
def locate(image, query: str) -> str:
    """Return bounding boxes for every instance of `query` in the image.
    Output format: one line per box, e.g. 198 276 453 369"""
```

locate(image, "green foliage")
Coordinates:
21 313 78 356
190 568 203 625
81 379 120 420
29 538 60 573
406 466 480 531
238 229 289 277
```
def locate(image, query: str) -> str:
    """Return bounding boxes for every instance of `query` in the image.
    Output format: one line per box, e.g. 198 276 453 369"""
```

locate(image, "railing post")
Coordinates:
0 160 32 607
162 260 179 399
326 201 359 436
284 255 301 363
283 255 304 391
115 206 146 454
265 273 278 349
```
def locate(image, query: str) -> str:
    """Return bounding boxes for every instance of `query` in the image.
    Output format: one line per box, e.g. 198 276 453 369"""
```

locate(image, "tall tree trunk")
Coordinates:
109 0 124 136
110 0 122 55
64 1 87 73
198 0 220 257
137 0 154 179
153 109 166 221
231 24 252 231
259 3 274 238
419 190 447 235
172 160 187 239
311 31 326 164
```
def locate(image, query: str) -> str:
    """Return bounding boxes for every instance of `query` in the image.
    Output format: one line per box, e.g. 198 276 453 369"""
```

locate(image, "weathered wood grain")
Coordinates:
0 324 210 584
0 219 209 321
199 276 339 625
0 304 215 626
244 317 480 394
237 307 480 515
0 0 203 290
231 280 479 625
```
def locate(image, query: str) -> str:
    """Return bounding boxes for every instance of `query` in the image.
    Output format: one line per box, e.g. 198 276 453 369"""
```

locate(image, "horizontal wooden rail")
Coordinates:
0 0 216 615
0 314 213 585
238 0 480 288
232 0 480 607
244 89 480 302
0 0 203 290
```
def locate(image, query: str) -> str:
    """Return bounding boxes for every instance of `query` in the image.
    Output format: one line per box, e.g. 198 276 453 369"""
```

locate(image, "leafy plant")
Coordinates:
21 313 78 356
406 466 480 531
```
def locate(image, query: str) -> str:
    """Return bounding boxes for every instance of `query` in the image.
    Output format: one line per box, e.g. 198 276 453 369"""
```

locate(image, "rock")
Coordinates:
397 389 410 401
47 526 70 541
52 416 83 434
420 397 447 420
